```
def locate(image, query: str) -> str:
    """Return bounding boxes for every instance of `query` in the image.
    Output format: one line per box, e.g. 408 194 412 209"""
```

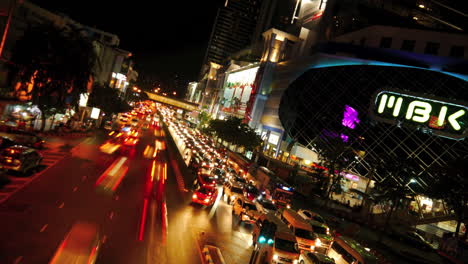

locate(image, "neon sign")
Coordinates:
371 89 468 140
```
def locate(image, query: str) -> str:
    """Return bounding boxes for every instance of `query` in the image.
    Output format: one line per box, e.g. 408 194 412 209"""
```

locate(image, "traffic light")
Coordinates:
258 220 277 245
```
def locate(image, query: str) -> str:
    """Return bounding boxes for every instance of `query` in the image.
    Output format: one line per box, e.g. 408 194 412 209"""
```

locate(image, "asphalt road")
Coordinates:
0 124 253 264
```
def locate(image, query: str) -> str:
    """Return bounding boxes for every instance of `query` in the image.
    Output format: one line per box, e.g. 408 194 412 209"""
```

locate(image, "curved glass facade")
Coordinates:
279 65 468 190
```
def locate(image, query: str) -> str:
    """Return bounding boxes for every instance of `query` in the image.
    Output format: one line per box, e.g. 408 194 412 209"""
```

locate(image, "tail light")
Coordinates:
13 159 20 165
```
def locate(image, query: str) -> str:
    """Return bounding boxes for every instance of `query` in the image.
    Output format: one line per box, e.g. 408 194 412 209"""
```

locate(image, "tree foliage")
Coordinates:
87 83 132 115
316 136 355 199
197 110 211 129
9 22 97 129
423 156 468 236
208 117 262 151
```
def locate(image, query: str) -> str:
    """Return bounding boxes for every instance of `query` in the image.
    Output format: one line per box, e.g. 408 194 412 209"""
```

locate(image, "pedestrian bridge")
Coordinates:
144 92 199 111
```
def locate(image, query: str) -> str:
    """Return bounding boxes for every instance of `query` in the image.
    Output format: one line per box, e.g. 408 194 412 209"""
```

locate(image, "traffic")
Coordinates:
158 104 385 264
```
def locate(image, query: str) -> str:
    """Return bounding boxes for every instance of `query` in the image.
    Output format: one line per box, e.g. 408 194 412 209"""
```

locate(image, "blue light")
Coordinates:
267 238 274 245
282 186 291 191
258 236 266 244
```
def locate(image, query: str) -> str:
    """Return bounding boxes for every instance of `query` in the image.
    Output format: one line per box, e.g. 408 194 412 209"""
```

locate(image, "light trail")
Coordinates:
138 198 149 241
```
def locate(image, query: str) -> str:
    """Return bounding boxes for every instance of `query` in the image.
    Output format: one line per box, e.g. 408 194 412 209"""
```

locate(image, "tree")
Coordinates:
87 83 132 115
208 116 262 152
197 110 211 129
372 154 420 234
9 22 97 131
423 156 468 237
316 136 355 200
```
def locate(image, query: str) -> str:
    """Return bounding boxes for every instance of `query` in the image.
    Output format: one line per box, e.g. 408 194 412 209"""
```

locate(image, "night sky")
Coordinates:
29 0 223 87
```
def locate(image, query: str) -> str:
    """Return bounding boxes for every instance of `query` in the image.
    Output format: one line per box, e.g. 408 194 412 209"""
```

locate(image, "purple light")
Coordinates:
342 105 360 129
340 133 349 142
342 172 360 181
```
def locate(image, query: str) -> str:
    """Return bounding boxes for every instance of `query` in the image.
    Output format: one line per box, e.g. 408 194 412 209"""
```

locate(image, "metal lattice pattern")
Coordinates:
279 65 468 190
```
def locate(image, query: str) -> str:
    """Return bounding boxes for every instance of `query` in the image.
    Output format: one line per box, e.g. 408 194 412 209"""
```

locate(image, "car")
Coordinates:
192 186 218 206
0 136 16 150
309 220 333 254
299 251 336 264
49 221 100 264
0 131 45 149
255 198 278 214
244 184 260 201
223 180 245 204
103 121 113 130
211 168 226 182
194 171 217 188
0 146 42 175
232 196 262 224
122 135 139 146
298 209 327 224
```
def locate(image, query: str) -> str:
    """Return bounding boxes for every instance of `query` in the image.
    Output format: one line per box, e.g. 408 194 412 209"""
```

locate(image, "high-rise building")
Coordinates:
201 0 263 71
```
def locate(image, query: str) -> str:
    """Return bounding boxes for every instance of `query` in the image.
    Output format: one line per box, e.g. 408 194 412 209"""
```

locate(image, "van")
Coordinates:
279 209 321 253
328 236 378 264
251 213 300 264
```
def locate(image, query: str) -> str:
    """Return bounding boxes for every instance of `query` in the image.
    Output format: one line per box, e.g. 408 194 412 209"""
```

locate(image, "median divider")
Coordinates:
202 245 226 264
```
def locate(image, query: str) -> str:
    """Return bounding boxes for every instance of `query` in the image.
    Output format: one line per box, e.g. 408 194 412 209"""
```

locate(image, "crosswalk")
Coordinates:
0 144 70 204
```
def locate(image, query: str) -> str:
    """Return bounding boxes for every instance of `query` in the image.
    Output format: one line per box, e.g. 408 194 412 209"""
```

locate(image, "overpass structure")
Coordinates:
144 92 199 111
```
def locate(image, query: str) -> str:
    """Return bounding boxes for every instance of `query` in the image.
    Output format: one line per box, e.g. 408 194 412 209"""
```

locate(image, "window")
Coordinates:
379 37 392 48
449 46 465 58
401 40 416 52
425 42 440 55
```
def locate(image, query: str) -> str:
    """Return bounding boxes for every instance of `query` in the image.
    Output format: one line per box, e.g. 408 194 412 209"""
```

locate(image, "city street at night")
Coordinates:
1 0 467 263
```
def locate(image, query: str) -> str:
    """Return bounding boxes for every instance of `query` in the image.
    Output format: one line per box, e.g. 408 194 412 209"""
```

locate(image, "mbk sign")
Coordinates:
371 89 468 140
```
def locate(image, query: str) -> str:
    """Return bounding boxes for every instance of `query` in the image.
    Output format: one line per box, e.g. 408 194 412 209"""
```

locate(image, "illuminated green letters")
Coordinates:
372 90 468 139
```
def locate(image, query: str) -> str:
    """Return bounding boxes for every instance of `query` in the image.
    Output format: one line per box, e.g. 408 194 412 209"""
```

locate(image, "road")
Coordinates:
0 124 252 264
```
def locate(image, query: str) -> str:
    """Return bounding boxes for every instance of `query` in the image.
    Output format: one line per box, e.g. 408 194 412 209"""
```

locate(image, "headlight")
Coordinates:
231 195 236 201
204 198 210 203
315 238 322 247
286 204 291 209
293 260 298 264
272 254 279 261
327 228 330 235
192 194 197 199
310 245 315 251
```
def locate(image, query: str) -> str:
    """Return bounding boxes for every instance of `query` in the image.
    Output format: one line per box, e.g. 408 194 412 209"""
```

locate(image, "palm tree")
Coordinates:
9 22 97 131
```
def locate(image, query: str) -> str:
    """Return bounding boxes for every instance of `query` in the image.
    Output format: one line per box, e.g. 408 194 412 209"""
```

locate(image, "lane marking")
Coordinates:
109 211 114 220
14 256 23 264
40 224 48 233
72 186 78 192
102 235 107 244
114 195 119 201
58 202 64 209
81 176 87 182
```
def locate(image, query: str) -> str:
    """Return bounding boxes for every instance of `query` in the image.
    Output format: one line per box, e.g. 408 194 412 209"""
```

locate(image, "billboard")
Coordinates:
220 66 259 116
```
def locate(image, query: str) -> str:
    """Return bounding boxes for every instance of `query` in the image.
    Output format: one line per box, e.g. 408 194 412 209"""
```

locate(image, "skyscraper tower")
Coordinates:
201 0 263 71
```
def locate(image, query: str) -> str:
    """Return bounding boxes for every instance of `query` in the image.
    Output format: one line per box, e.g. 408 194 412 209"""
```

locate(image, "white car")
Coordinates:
299 251 335 264
297 209 326 224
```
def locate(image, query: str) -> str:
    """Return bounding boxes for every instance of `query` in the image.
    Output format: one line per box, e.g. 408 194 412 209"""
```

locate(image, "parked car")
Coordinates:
0 146 42 174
